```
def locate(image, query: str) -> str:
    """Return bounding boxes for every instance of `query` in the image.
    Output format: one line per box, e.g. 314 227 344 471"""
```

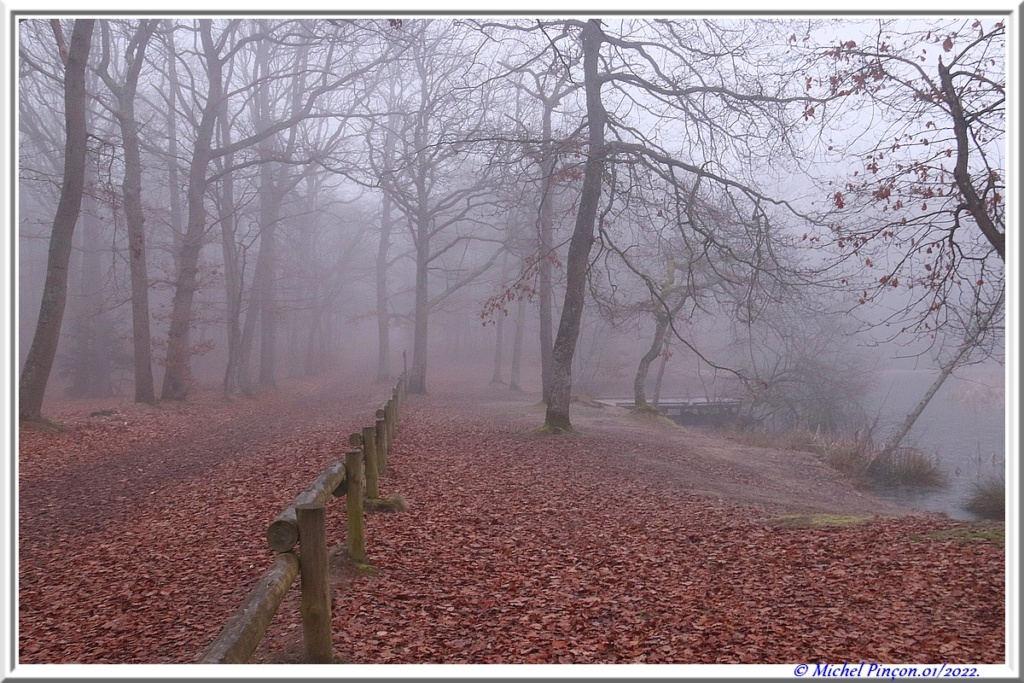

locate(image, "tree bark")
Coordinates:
544 20 606 432
937 58 1004 260
407 54 431 396
408 215 430 394
633 313 670 410
509 293 526 391
376 113 398 383
652 338 669 408
256 171 281 389
634 261 683 410
216 108 243 398
162 21 185 278
101 20 158 404
537 99 557 405
161 21 221 401
67 198 113 399
19 19 95 421
491 306 505 384
376 191 393 383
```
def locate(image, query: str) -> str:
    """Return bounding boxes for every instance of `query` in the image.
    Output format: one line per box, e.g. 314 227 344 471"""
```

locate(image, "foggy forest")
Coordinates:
13 14 1009 669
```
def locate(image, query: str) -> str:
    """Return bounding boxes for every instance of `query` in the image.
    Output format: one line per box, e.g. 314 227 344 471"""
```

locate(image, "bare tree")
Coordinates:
159 19 381 399
543 19 607 431
811 19 1005 449
536 19 829 431
510 58 580 404
372 20 502 394
19 19 96 421
95 19 158 404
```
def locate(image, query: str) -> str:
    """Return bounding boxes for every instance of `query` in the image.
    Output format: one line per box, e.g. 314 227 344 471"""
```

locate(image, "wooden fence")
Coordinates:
198 373 408 664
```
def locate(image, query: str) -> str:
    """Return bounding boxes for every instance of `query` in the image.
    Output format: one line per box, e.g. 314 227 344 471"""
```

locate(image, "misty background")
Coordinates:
16 16 1008 519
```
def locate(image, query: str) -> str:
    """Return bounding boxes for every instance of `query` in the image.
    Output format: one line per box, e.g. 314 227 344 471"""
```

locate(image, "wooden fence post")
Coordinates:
375 416 387 476
345 448 367 563
386 398 396 449
375 407 388 464
362 425 379 499
296 504 332 663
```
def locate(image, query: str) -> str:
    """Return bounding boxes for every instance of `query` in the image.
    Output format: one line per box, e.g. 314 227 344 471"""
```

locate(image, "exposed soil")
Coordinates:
451 384 906 517
17 372 1004 666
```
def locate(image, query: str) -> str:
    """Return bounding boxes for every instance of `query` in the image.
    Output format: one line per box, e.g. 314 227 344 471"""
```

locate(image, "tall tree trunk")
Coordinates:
407 64 431 396
544 19 606 432
19 19 95 421
634 261 682 410
68 198 113 398
509 293 526 391
375 191 393 383
257 181 280 388
163 21 185 277
216 112 243 398
112 20 158 404
408 215 429 394
376 114 398 383
652 338 669 408
491 307 505 384
237 281 260 395
537 103 556 405
304 305 324 377
161 21 221 400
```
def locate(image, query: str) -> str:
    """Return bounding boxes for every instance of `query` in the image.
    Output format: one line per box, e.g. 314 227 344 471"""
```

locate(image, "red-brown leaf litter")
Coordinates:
18 373 1003 665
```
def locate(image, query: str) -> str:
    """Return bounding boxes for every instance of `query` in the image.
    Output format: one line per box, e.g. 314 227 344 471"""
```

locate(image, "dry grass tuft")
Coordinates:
963 476 1005 520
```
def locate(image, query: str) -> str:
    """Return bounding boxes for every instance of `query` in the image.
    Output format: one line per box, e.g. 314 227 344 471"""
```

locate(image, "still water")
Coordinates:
867 365 1006 520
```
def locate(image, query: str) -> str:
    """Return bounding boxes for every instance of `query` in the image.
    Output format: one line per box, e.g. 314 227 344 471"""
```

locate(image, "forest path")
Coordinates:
18 375 383 664
17 374 1003 665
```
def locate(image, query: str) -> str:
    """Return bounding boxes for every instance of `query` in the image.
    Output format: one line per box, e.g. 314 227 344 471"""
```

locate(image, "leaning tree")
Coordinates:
808 18 1005 453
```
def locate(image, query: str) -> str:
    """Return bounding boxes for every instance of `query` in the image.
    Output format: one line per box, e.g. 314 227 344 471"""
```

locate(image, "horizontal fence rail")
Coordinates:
199 372 408 664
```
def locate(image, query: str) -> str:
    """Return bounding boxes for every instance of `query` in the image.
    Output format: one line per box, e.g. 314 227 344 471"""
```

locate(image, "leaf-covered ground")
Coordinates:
18 376 1004 665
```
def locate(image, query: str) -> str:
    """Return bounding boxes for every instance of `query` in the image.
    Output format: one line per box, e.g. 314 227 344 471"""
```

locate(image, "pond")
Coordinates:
866 367 1006 521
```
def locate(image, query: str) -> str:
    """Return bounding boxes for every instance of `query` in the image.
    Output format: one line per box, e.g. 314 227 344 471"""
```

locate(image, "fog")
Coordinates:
16 16 1008 519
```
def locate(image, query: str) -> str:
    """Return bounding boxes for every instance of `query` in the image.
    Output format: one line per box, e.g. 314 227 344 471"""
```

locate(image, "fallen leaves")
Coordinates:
18 378 1004 665
325 393 1004 665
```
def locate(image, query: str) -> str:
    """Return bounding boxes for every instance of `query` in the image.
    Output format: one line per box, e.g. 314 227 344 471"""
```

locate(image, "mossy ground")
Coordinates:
532 423 577 436
769 513 870 528
364 495 407 513
19 417 67 433
628 405 678 428
912 526 1005 548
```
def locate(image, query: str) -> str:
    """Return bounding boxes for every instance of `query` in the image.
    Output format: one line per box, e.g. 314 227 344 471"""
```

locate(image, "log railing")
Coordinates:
198 373 407 664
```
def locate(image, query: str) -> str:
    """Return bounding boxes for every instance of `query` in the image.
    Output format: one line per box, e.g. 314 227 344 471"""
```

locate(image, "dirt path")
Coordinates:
448 383 908 517
18 376 383 663
17 375 1004 665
